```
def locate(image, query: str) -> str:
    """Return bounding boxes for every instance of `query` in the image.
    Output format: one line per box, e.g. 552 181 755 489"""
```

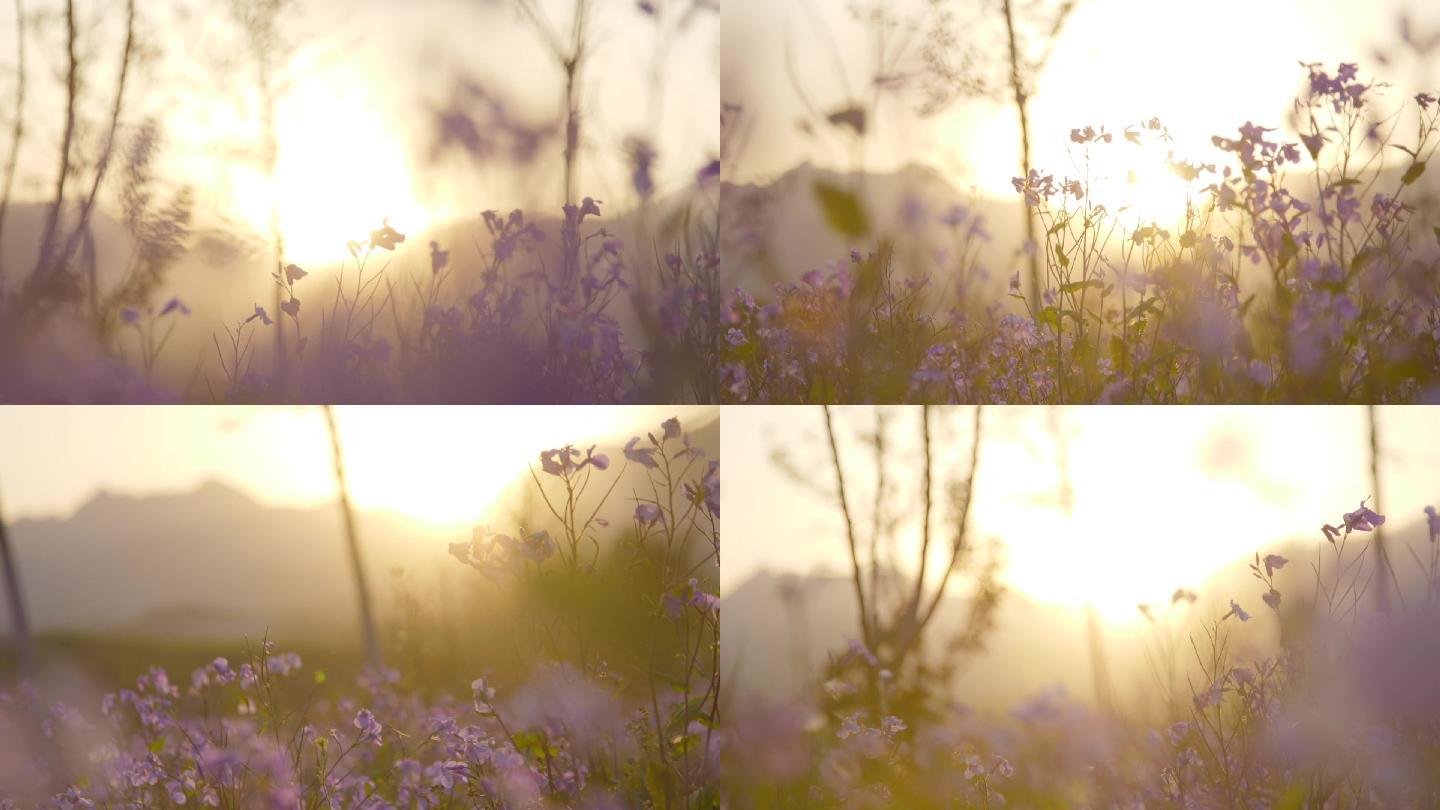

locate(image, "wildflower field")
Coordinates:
0 413 720 808
719 62 1440 404
721 405 1440 808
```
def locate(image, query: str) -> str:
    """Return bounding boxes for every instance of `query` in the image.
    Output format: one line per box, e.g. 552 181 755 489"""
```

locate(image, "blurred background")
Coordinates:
722 405 1440 712
0 404 718 692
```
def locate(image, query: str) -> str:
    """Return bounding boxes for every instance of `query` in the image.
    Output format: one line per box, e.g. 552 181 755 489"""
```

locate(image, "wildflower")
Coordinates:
120 307 141 325
1418 92 1436 111
280 298 300 318
1171 588 1198 604
625 136 657 199
354 708 383 746
519 528 555 562
1193 680 1224 710
1228 599 1251 622
584 445 609 470
1426 505 1439 543
370 219 406 251
624 437 658 469
246 305 273 326
429 241 449 274
1168 722 1190 745
539 446 581 476
1263 553 1288 577
1343 500 1385 532
661 416 682 441
471 677 496 714
993 756 1014 778
635 503 661 525
1008 272 1021 295
159 297 191 317
1263 588 1281 610
283 263 307 284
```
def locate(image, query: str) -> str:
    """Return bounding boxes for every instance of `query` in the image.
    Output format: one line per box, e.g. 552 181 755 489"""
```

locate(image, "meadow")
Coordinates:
719 61 1440 404
0 0 720 404
721 406 1440 807
0 414 720 808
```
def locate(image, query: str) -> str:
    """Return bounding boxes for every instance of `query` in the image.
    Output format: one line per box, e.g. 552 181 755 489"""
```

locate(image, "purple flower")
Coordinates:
354 708 383 746
1426 506 1439 543
471 677 496 714
120 307 141 325
1228 600 1251 622
1343 501 1385 532
283 263 307 284
1263 553 1288 577
662 417 681 441
635 503 661 525
434 760 468 790
624 437 658 469
585 445 609 470
159 297 191 317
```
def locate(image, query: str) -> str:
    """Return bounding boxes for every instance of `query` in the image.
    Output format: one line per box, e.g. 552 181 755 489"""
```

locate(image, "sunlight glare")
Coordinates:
230 74 433 266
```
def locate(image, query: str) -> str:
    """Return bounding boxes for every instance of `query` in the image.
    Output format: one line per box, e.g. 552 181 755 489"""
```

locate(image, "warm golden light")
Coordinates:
726 407 1440 628
0 406 714 535
229 75 434 267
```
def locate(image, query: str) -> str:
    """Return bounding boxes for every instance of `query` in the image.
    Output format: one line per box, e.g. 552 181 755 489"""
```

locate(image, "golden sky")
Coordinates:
724 406 1440 623
0 405 716 528
723 0 1439 208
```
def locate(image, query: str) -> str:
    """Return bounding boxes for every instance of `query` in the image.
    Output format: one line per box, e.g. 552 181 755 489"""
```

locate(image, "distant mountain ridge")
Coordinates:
0 412 718 643
722 516 1432 711
722 161 1025 296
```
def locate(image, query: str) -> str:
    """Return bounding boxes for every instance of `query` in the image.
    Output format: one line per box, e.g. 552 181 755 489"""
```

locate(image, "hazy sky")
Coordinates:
2 0 719 263
723 0 1440 199
0 405 716 527
725 406 1440 622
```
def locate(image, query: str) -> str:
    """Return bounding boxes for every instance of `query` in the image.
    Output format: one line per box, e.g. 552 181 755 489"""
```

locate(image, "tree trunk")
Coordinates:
324 406 382 668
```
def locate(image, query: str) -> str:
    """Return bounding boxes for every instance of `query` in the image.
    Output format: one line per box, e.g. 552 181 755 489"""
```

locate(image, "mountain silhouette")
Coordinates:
0 410 718 643
722 515 1431 712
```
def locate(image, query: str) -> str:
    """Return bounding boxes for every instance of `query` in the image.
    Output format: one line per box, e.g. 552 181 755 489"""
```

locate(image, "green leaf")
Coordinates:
665 696 710 737
1060 279 1103 294
813 181 870 237
1402 161 1427 186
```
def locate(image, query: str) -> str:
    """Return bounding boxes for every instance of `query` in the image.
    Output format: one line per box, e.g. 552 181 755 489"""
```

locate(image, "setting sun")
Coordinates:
228 75 434 266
